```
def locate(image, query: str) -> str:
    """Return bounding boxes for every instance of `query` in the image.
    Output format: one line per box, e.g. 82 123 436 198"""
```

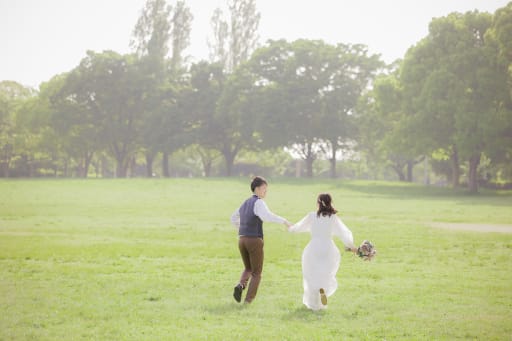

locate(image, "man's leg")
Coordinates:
234 237 252 302
238 237 253 288
244 237 264 303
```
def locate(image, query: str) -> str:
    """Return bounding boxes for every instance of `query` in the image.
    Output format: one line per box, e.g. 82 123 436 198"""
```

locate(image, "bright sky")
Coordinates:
1 0 509 88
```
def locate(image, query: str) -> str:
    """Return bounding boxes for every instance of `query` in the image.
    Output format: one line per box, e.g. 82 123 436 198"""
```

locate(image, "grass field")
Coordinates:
1 178 511 340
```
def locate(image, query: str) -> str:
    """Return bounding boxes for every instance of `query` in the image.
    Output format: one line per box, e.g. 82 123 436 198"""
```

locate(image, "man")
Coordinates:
230 176 291 304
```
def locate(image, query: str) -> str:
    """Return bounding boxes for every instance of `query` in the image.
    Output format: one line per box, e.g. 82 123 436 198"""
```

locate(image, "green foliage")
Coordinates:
130 0 173 59
0 81 38 177
0 179 511 340
2 4 512 188
247 39 382 177
399 10 511 192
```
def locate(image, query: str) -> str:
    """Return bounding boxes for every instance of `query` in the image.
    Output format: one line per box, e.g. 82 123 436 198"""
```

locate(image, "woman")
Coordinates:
230 176 291 304
288 193 357 311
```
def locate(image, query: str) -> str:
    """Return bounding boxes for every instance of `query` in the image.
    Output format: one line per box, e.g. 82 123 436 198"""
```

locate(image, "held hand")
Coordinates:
283 221 293 230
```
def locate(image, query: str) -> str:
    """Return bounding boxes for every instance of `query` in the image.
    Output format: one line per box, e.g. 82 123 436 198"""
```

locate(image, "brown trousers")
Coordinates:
238 236 264 303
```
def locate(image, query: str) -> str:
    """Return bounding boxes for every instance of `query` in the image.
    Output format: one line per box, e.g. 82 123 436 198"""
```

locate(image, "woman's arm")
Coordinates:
288 213 313 233
333 216 356 250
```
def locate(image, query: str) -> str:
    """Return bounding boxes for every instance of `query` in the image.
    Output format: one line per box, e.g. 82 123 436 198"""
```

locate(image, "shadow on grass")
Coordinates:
204 302 327 320
277 178 512 201
205 302 248 315
281 306 327 321
339 181 512 201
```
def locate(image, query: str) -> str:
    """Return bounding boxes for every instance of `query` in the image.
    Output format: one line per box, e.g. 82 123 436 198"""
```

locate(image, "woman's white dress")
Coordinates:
289 212 355 310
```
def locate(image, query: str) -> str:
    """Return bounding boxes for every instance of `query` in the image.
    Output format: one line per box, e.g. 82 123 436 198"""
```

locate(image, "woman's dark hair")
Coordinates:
316 193 338 217
251 176 268 192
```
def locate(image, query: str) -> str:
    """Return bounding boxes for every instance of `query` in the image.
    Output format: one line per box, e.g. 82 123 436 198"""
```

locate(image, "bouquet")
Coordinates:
357 240 376 261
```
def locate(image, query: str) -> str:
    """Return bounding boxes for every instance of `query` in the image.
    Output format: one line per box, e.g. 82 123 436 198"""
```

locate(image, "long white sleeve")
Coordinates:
254 199 286 224
333 216 355 249
230 209 240 228
288 212 314 233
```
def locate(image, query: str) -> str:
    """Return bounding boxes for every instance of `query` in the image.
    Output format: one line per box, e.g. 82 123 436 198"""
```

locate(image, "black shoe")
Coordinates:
233 284 244 303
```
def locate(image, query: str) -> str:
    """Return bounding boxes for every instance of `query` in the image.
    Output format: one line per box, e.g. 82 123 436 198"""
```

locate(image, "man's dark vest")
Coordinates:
239 195 263 238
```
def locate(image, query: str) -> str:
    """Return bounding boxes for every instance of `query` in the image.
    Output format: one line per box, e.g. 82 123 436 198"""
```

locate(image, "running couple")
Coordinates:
230 176 358 311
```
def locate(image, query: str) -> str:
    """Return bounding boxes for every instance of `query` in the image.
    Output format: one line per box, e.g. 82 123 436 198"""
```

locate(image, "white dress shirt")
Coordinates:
231 198 286 227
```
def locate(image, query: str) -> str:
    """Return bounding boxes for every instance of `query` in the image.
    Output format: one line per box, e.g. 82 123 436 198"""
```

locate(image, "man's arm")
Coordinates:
230 209 240 228
254 199 288 224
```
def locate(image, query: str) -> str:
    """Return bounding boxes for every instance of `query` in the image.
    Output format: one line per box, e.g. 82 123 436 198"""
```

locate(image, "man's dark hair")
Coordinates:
251 176 268 192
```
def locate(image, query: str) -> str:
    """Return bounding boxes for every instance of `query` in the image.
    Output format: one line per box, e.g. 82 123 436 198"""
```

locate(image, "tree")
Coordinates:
401 10 508 192
49 73 102 177
131 0 193 177
162 0 192 177
208 0 260 72
169 1 193 69
321 43 382 178
485 3 512 183
58 51 145 178
208 8 229 67
244 39 330 177
185 61 225 176
23 75 70 177
356 90 390 180
131 0 172 60
0 81 36 177
246 39 381 177
215 64 263 175
363 65 428 182
206 0 261 175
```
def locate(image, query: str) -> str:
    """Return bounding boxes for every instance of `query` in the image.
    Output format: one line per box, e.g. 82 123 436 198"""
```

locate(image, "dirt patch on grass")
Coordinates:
431 222 512 233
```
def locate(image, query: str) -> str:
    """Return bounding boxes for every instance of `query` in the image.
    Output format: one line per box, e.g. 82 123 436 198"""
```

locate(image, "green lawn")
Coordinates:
1 178 511 340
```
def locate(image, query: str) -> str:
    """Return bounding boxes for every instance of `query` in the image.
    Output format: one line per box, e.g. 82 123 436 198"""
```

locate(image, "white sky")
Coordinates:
1 0 509 89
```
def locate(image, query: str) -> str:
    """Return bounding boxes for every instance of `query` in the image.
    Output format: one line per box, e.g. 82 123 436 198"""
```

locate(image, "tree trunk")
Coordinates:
397 170 405 181
295 159 302 178
145 152 154 177
101 155 109 178
224 153 235 176
84 151 93 178
329 146 337 179
406 160 414 182
112 143 129 178
305 157 314 178
423 156 430 185
63 159 69 177
76 162 85 178
0 161 8 177
202 159 212 177
304 142 315 178
222 144 238 177
116 160 128 178
28 157 35 177
392 164 406 181
162 152 170 177
128 156 136 178
450 149 460 188
114 152 129 178
468 154 481 193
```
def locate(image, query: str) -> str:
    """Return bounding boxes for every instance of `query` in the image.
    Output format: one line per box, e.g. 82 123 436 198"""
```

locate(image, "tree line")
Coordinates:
1 0 511 192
